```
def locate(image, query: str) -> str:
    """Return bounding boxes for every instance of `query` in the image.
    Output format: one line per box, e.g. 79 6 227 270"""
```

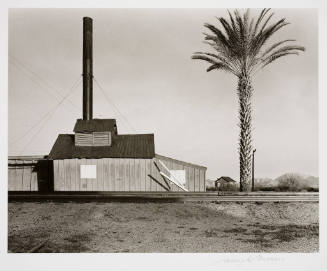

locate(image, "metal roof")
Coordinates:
216 176 236 183
73 119 117 133
48 133 155 159
155 154 207 170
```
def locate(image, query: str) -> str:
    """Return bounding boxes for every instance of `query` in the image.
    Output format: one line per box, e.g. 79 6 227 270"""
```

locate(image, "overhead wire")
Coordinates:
93 77 137 133
9 58 81 116
10 56 138 154
9 55 81 113
18 78 82 155
10 76 82 147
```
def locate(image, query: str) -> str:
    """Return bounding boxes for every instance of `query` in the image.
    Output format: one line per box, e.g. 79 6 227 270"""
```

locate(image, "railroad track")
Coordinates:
8 192 319 202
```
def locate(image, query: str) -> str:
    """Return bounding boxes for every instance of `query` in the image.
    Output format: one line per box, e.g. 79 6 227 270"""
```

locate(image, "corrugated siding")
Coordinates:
53 156 205 192
8 155 206 192
153 156 206 192
8 159 38 191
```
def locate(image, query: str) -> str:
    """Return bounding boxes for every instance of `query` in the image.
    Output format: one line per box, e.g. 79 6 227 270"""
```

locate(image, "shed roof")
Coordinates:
155 154 207 170
48 133 155 159
216 176 236 183
73 119 117 133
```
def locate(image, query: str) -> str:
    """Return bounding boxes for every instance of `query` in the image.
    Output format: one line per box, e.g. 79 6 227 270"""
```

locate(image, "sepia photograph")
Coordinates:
3 2 323 265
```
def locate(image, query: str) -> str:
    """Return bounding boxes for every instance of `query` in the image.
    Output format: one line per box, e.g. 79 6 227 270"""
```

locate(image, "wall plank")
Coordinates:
69 159 77 191
58 160 65 191
10 160 16 191
16 160 23 191
53 160 58 191
162 158 172 191
154 157 163 192
118 158 125 191
175 163 184 192
22 161 30 191
140 159 146 191
30 162 38 191
129 159 135 191
80 159 87 191
97 159 103 191
194 168 200 192
103 158 109 191
114 159 120 191
8 161 15 191
135 159 141 191
64 159 71 191
187 166 193 192
167 158 179 192
200 169 205 192
189 167 195 192
157 158 166 192
145 159 152 191
101 159 105 191
74 159 79 191
108 158 115 191
124 159 130 191
149 159 156 191
18 160 24 191
85 159 91 191
93 159 99 191
15 160 22 191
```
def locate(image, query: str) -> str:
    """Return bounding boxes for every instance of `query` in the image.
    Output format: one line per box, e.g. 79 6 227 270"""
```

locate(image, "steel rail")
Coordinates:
8 192 319 202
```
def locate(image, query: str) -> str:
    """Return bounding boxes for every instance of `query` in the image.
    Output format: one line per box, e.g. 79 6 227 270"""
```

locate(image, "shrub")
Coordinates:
218 183 239 191
276 173 305 191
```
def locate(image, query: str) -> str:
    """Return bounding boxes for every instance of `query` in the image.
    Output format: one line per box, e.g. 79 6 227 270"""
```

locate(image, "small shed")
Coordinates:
8 156 52 191
215 176 236 189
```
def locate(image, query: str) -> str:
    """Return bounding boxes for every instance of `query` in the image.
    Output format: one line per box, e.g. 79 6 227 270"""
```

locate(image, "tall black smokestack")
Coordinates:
83 17 93 120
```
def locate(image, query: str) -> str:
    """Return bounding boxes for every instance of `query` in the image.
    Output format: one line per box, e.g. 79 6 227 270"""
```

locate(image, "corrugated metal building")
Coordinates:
46 119 206 192
8 156 52 192
8 16 207 192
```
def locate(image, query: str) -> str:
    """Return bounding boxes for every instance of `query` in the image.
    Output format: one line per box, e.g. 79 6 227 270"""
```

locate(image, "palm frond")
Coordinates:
218 17 238 44
206 63 235 73
194 51 230 63
258 12 274 33
192 53 238 76
248 17 254 37
252 8 271 36
191 54 219 65
227 9 237 32
261 52 300 68
234 9 245 43
204 23 230 48
192 8 304 76
262 45 305 61
259 39 296 58
249 18 289 57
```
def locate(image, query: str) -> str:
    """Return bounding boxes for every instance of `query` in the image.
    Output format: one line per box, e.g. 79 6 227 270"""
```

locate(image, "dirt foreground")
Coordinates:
8 201 318 253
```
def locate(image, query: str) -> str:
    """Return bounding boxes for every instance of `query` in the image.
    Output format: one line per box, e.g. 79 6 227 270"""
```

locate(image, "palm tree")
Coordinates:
192 9 304 191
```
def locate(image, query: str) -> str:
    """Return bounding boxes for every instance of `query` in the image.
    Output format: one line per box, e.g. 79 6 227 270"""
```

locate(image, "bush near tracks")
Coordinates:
207 173 319 192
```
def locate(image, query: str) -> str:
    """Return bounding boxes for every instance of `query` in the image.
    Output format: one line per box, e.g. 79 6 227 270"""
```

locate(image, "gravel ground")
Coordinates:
8 201 319 253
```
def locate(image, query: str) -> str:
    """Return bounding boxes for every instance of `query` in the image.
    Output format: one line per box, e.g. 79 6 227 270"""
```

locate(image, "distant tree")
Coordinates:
276 173 306 191
192 9 305 191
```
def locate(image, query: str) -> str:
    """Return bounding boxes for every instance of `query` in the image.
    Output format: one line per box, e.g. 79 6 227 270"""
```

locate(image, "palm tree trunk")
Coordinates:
237 74 253 192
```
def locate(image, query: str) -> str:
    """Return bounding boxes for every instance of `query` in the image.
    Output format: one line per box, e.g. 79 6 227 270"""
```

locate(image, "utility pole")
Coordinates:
252 149 256 191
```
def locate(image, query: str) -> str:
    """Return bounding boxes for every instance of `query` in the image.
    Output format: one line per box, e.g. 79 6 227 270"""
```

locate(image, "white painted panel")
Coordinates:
170 170 186 185
80 165 97 179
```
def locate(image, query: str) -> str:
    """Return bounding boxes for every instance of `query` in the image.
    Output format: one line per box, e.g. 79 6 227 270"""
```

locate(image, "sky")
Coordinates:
8 8 318 180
